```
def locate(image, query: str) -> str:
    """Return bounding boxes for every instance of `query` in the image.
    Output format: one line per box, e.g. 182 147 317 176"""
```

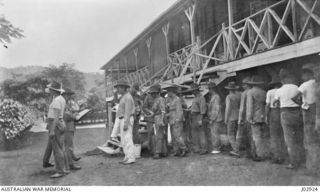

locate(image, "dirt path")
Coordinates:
0 127 319 186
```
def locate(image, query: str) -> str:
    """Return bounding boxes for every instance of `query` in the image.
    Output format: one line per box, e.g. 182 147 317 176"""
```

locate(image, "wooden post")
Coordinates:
228 0 234 59
133 48 139 71
194 36 201 83
117 61 120 80
107 102 113 135
162 23 170 80
222 23 228 60
267 9 273 47
184 4 196 44
162 23 170 57
110 64 114 83
146 37 152 78
124 57 128 76
133 48 139 84
291 0 297 41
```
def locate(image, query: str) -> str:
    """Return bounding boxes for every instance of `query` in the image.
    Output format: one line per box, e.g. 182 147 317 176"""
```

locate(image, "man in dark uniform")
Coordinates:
246 75 269 160
225 82 241 156
189 83 207 155
143 84 166 159
235 77 257 159
130 83 143 144
165 85 187 157
63 88 81 170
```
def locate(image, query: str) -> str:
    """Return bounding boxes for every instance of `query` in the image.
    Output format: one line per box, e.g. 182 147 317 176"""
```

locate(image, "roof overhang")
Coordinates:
100 0 191 71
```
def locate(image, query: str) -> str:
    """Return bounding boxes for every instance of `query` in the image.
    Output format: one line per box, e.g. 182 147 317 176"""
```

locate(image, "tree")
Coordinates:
43 63 86 98
86 87 105 110
0 14 24 48
1 75 49 112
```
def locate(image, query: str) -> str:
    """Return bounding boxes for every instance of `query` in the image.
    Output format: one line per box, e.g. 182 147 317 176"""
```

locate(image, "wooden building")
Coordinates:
101 0 320 126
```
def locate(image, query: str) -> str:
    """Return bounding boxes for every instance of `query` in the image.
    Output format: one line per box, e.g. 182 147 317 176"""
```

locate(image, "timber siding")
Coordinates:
102 0 320 98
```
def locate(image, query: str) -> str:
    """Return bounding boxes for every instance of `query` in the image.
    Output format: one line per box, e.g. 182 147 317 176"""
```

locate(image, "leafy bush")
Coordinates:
0 99 36 140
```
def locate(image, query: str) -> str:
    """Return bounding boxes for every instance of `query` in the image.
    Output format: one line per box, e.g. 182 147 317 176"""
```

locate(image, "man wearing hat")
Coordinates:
177 86 190 146
292 65 320 174
63 88 81 170
234 77 256 158
246 75 269 160
224 81 241 156
130 83 143 144
43 81 68 178
165 85 187 157
274 68 305 169
142 84 167 159
115 80 136 164
189 83 207 154
207 82 223 154
265 76 287 164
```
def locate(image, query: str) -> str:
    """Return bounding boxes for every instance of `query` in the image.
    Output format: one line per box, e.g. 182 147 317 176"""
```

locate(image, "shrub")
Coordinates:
0 99 36 140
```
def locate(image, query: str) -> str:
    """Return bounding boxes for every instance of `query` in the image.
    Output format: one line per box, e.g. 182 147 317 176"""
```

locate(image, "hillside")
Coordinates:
0 65 105 97
0 66 45 82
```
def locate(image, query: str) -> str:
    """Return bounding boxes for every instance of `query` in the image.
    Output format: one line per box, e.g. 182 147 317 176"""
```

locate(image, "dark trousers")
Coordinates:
235 121 256 156
43 129 67 173
183 111 192 149
147 122 154 153
170 121 187 153
191 114 207 152
132 116 141 144
153 123 166 155
209 121 223 151
269 108 287 161
227 120 238 151
303 104 320 173
251 123 270 158
65 131 75 167
147 116 167 155
281 108 306 167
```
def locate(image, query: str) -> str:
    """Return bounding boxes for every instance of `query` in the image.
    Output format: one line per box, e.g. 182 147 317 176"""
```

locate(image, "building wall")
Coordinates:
150 29 168 76
168 12 191 52
137 39 149 70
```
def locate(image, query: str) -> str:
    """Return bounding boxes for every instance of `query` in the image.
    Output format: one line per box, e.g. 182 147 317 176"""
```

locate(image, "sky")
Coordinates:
0 0 176 72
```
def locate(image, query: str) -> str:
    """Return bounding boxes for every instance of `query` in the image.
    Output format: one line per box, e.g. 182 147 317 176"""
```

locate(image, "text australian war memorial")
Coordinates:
101 0 320 174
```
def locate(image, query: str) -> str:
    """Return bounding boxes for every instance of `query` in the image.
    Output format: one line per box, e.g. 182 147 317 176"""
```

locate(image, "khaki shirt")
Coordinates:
238 90 249 122
190 93 207 115
47 95 66 119
246 87 266 123
143 95 165 123
208 93 223 122
116 92 135 126
64 99 79 132
225 93 241 121
166 95 184 125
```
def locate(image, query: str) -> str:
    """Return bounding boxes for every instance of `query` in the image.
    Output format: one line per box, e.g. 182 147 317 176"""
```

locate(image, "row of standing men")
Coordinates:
113 66 320 174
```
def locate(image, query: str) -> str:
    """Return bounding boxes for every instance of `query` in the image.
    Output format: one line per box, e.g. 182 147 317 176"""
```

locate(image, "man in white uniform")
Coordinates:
292 66 319 174
274 69 305 169
43 81 68 178
114 80 136 165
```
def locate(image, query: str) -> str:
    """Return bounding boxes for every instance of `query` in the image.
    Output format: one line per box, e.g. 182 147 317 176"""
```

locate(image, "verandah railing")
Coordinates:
106 0 320 97
161 0 320 85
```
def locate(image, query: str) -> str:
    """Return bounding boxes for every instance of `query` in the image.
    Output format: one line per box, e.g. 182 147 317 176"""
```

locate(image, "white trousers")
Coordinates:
111 118 120 138
119 116 136 162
